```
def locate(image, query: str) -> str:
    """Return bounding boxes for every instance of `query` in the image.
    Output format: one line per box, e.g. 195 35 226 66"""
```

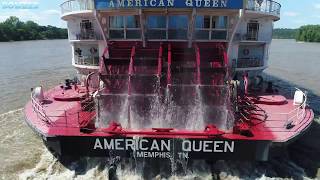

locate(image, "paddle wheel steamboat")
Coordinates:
25 0 314 165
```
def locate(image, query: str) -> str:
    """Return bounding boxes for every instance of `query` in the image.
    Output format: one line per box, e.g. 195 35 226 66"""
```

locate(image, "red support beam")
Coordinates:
128 45 136 95
195 43 201 85
127 45 136 128
99 46 109 74
219 43 228 66
128 45 136 76
157 43 163 76
167 43 172 85
223 49 228 67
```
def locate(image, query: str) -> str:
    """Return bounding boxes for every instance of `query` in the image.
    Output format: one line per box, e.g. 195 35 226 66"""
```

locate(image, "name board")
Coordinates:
93 138 235 159
95 0 243 9
60 137 269 160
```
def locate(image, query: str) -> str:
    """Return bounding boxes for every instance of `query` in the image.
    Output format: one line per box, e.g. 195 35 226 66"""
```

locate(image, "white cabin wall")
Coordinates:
228 43 239 67
234 18 274 71
98 41 107 58
237 20 245 37
238 44 264 59
67 18 102 40
67 19 81 40
258 19 273 42
264 43 270 67
71 44 75 65
264 21 274 68
236 18 273 42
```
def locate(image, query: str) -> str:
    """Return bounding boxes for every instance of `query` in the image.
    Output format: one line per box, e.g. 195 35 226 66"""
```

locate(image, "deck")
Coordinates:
24 86 313 143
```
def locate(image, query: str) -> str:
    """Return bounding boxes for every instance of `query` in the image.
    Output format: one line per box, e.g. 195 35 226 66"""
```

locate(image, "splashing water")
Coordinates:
97 84 233 131
185 86 205 130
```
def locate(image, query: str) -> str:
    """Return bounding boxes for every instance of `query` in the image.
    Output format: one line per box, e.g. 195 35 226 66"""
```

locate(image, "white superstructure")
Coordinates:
60 0 281 86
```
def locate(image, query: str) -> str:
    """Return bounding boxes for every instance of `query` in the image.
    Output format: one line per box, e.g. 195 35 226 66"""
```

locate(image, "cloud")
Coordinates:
0 9 66 27
312 15 320 19
315 3 320 9
283 11 299 17
0 9 41 22
42 9 60 15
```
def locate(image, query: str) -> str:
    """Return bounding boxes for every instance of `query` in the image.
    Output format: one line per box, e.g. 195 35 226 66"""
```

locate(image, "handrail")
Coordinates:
70 31 104 41
246 0 281 17
30 94 53 124
30 87 307 132
258 88 308 128
60 0 94 15
30 91 96 128
237 58 264 68
75 56 99 66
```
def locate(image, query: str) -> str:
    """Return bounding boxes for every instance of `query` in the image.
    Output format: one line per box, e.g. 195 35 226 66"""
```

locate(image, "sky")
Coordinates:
0 0 319 28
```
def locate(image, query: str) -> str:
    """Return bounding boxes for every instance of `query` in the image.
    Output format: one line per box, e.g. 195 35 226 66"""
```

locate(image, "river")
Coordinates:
0 39 319 179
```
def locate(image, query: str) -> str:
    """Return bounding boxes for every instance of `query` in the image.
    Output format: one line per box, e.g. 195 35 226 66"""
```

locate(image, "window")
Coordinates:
147 16 166 29
196 16 211 29
195 16 210 39
168 15 188 39
195 16 228 40
80 20 93 30
79 20 94 40
109 16 124 39
109 16 124 28
74 44 99 66
126 16 140 28
212 16 227 29
109 16 141 39
247 21 259 41
146 15 188 40
146 16 166 39
126 15 141 39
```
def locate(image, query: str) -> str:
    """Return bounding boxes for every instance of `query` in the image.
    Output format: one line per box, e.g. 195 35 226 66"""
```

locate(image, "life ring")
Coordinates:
90 47 97 54
243 49 250 56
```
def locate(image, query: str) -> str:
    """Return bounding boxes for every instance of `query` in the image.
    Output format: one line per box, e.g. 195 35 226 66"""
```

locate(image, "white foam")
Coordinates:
0 108 23 117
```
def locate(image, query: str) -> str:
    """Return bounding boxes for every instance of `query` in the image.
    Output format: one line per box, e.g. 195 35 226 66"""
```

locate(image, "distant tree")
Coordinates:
296 25 320 42
0 16 68 42
272 28 298 39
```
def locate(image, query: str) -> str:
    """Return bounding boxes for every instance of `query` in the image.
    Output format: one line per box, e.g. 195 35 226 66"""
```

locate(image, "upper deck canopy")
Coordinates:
95 0 243 9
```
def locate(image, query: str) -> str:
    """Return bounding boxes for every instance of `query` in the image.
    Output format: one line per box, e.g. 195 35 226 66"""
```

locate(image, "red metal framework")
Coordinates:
26 41 313 144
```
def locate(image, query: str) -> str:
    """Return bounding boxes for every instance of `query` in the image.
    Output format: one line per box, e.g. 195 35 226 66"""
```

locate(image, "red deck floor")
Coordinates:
24 86 314 143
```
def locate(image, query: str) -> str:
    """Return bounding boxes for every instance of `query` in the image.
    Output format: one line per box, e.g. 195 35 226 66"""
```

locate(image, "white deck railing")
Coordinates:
60 0 94 15
237 58 264 68
31 92 95 127
260 88 307 129
30 94 53 124
246 0 281 17
75 56 99 66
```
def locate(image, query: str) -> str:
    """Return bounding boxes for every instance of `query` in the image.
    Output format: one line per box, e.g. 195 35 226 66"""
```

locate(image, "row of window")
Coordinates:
109 15 228 40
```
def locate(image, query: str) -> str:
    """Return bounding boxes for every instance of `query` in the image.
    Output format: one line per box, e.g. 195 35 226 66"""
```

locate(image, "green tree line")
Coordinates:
0 16 68 42
273 26 320 42
296 25 320 42
273 28 298 39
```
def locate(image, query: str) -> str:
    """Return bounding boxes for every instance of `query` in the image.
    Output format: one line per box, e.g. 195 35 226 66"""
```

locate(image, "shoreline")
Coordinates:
0 38 68 43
